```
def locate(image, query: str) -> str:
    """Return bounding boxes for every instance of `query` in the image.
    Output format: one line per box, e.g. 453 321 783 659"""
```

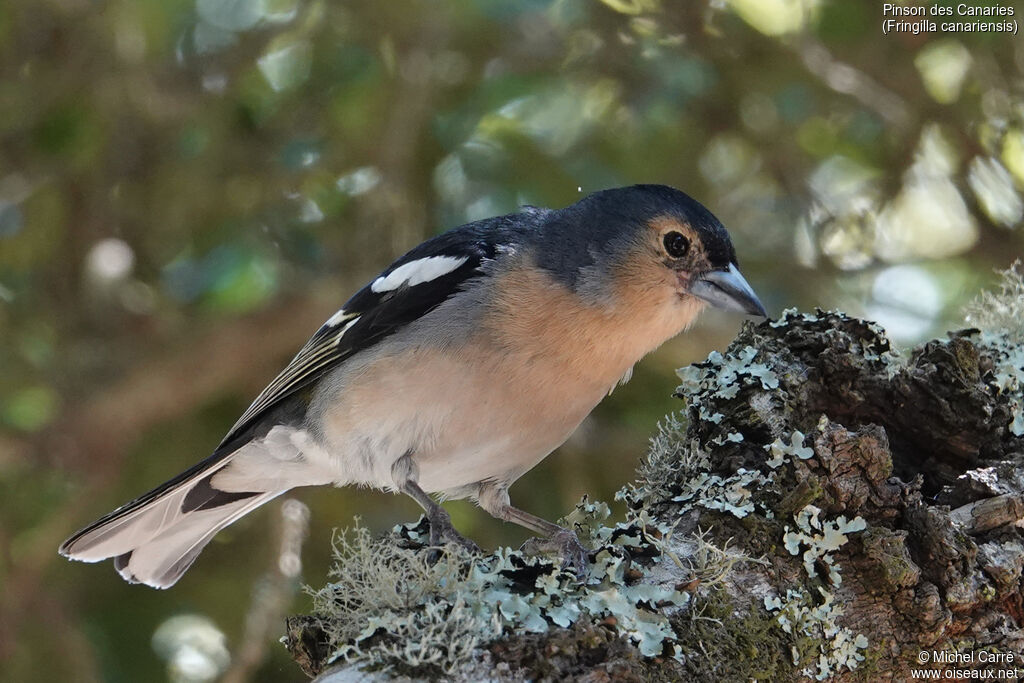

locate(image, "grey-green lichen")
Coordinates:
619 310 881 679
964 260 1024 344
765 430 815 469
764 503 870 679
304 523 498 676
616 412 776 521
965 261 1024 436
676 344 781 397
782 504 866 586
763 587 869 681
302 498 703 678
977 332 1024 436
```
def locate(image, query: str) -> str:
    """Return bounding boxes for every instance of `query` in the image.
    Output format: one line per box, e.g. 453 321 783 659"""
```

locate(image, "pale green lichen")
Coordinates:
978 334 1024 437
625 330 833 524
964 261 1024 436
761 504 870 679
306 523 499 676
618 413 695 508
782 504 867 586
763 587 869 680
769 308 902 372
308 499 694 676
672 467 770 518
964 260 1024 343
658 526 763 589
765 430 815 468
769 307 822 327
641 320 875 679
617 415 775 520
676 344 780 397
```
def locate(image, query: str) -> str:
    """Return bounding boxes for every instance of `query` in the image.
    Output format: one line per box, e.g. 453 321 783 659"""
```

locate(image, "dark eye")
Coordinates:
663 231 690 258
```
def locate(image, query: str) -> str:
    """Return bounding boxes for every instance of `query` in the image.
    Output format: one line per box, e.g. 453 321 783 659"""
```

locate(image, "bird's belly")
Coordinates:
412 407 586 495
312 341 609 494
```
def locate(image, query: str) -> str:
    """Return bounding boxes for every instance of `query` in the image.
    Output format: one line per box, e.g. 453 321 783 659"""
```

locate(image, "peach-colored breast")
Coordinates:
316 255 705 495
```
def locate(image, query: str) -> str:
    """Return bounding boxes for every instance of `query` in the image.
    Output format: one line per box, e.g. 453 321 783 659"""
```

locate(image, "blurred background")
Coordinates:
2 0 1023 680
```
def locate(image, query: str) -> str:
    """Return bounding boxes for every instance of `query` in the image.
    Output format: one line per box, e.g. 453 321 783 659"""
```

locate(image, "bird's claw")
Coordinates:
521 529 591 581
423 514 481 564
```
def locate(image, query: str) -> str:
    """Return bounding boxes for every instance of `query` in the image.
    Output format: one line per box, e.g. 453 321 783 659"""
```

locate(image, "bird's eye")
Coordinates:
663 231 690 258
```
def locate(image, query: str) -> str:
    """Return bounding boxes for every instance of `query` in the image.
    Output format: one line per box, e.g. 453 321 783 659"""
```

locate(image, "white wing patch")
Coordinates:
324 308 354 328
371 255 469 293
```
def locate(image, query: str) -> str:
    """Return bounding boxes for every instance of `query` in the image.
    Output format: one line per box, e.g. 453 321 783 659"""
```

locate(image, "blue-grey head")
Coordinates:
533 184 768 318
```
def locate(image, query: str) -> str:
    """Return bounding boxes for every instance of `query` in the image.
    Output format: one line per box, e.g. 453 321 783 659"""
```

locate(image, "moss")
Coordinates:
850 641 886 682
737 513 785 557
859 526 920 592
671 589 794 682
777 477 824 519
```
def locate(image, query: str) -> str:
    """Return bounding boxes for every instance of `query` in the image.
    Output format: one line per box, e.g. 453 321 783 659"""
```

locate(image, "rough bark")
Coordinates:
285 310 1024 682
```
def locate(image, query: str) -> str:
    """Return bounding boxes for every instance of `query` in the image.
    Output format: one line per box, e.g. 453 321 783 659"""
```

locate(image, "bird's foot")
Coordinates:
521 528 591 581
424 511 481 563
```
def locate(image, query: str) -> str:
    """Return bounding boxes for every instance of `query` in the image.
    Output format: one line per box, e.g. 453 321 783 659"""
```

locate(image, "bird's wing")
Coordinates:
219 220 520 447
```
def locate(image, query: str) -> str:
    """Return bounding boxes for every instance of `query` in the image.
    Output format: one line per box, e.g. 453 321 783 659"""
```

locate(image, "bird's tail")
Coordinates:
59 426 325 588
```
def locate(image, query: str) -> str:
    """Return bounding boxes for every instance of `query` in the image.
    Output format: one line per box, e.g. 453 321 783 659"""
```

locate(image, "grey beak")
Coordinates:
690 264 768 317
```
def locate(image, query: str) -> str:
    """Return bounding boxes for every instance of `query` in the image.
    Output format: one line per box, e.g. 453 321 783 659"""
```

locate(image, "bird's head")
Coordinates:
535 184 767 319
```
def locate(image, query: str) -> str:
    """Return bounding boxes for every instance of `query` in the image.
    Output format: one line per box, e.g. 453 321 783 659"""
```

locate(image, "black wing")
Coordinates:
219 212 537 448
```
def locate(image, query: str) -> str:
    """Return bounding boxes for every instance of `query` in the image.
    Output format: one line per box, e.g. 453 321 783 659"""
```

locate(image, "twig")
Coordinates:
223 499 311 683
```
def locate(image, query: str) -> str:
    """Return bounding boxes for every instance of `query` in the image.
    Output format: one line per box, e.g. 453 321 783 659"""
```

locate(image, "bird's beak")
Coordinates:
690 264 768 317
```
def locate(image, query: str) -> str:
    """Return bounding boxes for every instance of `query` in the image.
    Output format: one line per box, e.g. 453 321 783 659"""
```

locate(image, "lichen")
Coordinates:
964 260 1024 343
782 504 867 586
660 526 761 589
964 261 1024 436
616 412 776 521
676 344 780 398
301 499 699 678
763 587 869 681
618 412 693 508
976 332 1024 437
303 522 499 677
765 430 815 468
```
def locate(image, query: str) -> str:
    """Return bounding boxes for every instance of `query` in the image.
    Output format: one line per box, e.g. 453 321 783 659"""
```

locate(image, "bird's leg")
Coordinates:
394 456 480 555
477 484 590 580
401 480 480 553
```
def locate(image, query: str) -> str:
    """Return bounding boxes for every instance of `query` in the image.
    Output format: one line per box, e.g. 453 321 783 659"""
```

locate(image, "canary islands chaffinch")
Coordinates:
60 184 767 588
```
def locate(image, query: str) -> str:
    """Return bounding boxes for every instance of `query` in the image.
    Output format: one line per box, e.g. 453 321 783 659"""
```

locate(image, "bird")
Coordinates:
59 184 767 588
